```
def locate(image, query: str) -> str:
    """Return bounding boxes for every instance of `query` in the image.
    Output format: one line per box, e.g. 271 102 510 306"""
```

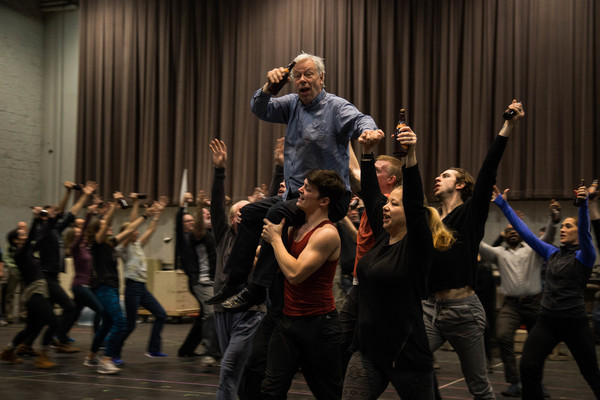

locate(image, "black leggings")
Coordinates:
520 314 600 399
12 293 57 348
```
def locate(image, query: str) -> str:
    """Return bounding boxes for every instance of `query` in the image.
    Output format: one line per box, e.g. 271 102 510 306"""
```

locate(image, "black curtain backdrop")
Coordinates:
77 0 600 204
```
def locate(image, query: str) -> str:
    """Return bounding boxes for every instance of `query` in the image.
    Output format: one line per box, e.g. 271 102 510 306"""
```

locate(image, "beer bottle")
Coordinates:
393 108 408 158
267 61 296 96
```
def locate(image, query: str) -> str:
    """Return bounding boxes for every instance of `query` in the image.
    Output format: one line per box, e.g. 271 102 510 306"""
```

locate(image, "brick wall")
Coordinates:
0 3 44 237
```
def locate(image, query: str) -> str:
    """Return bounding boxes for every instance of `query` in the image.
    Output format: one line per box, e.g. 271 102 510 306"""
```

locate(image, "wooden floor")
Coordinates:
0 319 598 399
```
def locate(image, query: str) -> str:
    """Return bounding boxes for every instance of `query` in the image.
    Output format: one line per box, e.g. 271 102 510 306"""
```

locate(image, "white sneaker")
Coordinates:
98 358 120 374
83 355 99 367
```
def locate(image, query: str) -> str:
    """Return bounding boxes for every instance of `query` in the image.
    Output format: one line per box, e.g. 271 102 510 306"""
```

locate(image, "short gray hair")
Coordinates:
292 52 325 76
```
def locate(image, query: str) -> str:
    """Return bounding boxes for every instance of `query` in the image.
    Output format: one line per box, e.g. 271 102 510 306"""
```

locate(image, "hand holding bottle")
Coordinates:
264 61 296 95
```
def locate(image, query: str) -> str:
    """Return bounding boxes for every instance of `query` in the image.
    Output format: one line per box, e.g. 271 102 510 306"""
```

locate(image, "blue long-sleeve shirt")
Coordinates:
494 195 596 317
251 89 377 198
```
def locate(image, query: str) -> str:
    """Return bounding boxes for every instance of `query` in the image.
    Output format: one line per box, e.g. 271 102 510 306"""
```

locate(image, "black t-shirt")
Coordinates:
92 237 119 288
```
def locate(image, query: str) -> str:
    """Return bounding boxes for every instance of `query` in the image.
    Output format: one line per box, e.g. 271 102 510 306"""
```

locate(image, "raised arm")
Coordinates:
95 192 122 243
69 181 97 216
56 181 75 214
492 187 556 260
262 219 340 284
574 186 596 268
471 100 524 221
140 202 163 247
209 139 229 243
357 129 387 239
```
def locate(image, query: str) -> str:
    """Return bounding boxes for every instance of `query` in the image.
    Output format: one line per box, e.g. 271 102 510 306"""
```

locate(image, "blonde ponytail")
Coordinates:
427 207 455 251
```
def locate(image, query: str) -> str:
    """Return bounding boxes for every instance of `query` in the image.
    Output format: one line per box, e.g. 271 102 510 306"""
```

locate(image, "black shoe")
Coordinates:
178 351 203 358
206 284 243 305
221 287 265 312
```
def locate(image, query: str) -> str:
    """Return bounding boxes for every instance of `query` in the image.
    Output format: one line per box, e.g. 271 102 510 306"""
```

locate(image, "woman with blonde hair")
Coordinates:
342 126 453 399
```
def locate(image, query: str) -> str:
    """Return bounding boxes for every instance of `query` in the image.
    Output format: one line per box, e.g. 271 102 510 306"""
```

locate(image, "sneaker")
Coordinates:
15 343 39 357
98 358 120 374
83 355 99 367
111 357 125 366
55 343 81 354
145 351 168 358
1 347 22 364
199 355 220 367
501 383 522 397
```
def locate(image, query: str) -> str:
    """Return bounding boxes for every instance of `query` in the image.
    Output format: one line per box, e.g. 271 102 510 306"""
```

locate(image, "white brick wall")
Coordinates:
0 3 44 237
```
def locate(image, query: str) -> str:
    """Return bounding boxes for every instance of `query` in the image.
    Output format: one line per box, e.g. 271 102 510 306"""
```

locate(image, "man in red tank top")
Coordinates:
259 169 345 399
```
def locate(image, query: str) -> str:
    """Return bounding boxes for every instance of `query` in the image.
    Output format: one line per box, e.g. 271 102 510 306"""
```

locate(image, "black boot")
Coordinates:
206 283 244 305
221 284 266 312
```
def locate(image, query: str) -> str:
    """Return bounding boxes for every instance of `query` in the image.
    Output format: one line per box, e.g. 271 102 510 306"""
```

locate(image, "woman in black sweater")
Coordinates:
342 127 454 399
1 209 58 369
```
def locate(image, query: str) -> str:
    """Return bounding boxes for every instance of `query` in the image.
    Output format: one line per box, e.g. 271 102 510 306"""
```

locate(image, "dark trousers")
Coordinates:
496 295 540 384
241 274 285 400
521 314 600 399
72 285 104 334
123 279 167 353
226 192 351 288
261 310 342 400
343 350 435 400
26 277 77 345
13 293 57 348
339 284 359 378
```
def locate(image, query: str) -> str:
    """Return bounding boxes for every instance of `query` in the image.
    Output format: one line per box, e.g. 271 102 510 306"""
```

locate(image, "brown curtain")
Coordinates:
77 0 600 203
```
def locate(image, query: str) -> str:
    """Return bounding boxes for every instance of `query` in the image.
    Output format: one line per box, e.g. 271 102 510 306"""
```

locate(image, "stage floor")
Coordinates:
0 318 597 399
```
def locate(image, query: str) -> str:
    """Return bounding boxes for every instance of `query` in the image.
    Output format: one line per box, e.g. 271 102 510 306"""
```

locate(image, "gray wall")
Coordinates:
0 3 45 238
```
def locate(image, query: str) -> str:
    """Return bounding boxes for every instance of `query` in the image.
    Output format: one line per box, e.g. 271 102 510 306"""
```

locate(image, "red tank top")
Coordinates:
283 220 338 317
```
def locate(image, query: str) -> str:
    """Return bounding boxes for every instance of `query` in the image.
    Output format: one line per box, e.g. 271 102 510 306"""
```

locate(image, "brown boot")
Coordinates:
15 343 40 357
55 343 80 354
1 347 22 364
34 350 57 369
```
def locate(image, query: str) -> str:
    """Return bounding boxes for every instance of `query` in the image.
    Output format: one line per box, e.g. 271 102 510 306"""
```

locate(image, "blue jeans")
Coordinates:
214 310 265 400
93 285 126 358
423 295 494 400
72 285 104 334
123 279 166 353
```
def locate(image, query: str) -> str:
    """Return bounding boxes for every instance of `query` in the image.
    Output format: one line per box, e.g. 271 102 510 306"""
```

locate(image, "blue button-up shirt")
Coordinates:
251 89 378 198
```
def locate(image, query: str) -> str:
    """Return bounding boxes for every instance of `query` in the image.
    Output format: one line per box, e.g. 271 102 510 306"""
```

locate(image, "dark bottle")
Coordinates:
502 101 521 120
393 108 408 158
573 179 585 207
502 108 517 120
267 61 296 96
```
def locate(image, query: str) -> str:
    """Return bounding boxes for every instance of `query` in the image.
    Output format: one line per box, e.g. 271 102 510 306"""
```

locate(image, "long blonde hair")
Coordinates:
427 206 455 251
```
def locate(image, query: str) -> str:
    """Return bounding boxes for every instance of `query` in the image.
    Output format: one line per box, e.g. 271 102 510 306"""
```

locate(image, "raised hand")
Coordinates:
358 129 385 154
209 139 227 168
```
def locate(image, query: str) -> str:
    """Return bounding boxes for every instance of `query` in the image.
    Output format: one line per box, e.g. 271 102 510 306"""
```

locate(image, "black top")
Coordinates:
428 135 508 294
36 212 74 279
91 237 119 288
14 218 46 285
175 207 217 281
337 221 358 275
355 159 433 369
